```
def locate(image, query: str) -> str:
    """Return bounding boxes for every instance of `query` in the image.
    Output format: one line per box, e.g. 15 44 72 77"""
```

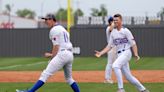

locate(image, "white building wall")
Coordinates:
0 14 38 28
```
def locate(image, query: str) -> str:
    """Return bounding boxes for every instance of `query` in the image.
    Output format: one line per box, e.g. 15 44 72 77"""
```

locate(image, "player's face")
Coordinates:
114 17 122 27
45 19 54 28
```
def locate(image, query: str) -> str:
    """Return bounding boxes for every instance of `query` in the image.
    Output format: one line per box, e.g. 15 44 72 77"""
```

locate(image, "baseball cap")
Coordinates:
41 14 56 21
108 16 113 23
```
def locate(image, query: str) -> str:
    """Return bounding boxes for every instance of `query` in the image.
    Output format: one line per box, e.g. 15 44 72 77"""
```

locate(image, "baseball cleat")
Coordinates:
104 79 114 84
16 89 28 92
117 88 125 92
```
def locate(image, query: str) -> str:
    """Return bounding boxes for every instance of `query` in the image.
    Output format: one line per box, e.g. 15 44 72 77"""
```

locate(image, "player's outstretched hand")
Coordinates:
135 55 140 62
94 50 101 58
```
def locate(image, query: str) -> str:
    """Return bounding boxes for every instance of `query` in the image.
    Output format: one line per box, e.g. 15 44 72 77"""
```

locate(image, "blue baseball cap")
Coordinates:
108 16 113 23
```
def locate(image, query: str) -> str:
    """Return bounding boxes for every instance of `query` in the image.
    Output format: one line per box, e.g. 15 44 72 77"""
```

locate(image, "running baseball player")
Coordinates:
16 14 80 92
104 16 116 84
95 14 149 92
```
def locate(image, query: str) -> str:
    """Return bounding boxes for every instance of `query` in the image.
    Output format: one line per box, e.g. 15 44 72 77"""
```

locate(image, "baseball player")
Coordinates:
104 16 116 84
95 14 149 92
16 14 80 92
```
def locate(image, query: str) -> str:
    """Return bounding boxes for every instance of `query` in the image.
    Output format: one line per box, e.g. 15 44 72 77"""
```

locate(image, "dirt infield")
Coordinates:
0 70 164 83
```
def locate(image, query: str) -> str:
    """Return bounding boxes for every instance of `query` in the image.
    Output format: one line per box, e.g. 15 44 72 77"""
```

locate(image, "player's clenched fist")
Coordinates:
94 50 101 58
135 55 140 62
44 52 53 58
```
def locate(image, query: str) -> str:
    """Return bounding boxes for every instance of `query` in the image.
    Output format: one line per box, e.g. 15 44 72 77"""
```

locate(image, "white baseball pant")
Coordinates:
112 49 146 91
39 50 75 85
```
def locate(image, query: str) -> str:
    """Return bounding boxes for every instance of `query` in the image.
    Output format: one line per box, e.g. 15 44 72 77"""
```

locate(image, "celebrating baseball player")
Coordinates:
16 14 80 92
95 14 149 92
103 16 116 84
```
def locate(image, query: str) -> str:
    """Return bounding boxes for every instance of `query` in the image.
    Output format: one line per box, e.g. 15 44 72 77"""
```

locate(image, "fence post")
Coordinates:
131 17 134 25
160 14 164 24
102 16 106 25
89 17 91 25
74 15 78 26
145 16 149 25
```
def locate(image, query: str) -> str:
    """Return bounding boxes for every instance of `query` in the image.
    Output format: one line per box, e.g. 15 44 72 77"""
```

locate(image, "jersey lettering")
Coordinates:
113 38 128 45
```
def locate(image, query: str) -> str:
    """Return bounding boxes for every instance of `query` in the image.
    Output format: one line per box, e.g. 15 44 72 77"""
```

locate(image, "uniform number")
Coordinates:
63 32 69 42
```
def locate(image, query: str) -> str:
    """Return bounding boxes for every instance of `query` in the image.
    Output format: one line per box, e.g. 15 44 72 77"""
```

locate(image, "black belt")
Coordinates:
61 49 72 51
117 49 125 54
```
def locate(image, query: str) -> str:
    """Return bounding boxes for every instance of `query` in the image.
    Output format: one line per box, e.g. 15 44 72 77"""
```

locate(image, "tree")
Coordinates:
157 7 164 17
55 8 74 22
157 7 164 20
55 8 67 21
2 4 12 15
91 8 99 16
99 4 108 16
90 4 108 16
74 8 84 17
16 9 36 19
5 4 11 13
157 7 164 22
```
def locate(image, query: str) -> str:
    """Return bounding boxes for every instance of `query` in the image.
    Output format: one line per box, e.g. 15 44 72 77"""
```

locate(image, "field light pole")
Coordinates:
0 0 2 13
41 1 45 17
67 0 71 33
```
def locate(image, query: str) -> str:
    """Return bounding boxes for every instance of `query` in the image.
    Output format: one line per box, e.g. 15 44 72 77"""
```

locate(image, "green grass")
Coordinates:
0 57 163 92
0 57 164 71
0 57 48 71
0 83 163 92
129 57 164 70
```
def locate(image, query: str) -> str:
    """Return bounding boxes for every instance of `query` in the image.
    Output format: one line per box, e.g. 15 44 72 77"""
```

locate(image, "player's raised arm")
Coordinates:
107 16 114 32
109 22 115 32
